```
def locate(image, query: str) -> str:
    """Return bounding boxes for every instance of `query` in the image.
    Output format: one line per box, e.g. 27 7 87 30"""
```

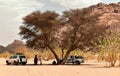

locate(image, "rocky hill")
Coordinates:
88 2 120 32
6 40 25 52
0 40 25 53
0 45 7 53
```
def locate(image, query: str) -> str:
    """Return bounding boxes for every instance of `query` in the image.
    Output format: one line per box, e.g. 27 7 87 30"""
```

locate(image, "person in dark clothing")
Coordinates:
34 55 38 65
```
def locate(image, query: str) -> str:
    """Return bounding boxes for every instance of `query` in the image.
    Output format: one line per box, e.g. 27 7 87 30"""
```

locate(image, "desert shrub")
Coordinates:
25 51 34 58
117 50 120 66
70 50 84 56
97 50 106 62
24 50 42 58
71 50 98 61
84 52 97 61
13 46 28 54
104 50 118 67
24 49 54 60
42 50 54 61
0 51 11 58
96 32 120 67
97 47 119 66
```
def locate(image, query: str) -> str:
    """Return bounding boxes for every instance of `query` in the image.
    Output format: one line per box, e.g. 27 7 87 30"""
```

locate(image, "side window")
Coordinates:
13 56 17 59
10 56 13 59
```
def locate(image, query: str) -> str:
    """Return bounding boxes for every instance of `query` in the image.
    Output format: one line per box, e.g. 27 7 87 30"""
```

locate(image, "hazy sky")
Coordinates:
0 0 120 46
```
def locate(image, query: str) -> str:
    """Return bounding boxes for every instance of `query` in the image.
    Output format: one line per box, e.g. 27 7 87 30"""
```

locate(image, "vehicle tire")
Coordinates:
22 62 26 65
75 61 80 65
6 61 10 65
14 61 18 65
52 60 57 65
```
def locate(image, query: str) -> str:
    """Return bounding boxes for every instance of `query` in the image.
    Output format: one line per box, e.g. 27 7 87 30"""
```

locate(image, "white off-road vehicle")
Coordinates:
66 56 84 65
6 54 27 65
52 55 84 65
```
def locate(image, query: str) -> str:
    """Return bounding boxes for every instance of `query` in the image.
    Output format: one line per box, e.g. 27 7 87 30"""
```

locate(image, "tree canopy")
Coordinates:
19 9 108 64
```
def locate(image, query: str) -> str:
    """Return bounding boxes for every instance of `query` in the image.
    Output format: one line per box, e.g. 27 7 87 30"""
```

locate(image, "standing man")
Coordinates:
34 55 38 65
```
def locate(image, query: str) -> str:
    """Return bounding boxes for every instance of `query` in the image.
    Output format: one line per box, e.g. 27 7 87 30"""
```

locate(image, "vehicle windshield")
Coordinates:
75 56 84 59
10 56 12 59
19 55 26 58
19 55 26 62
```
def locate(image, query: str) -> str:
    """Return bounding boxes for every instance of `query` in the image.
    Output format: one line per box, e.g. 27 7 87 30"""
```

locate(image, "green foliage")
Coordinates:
96 31 120 66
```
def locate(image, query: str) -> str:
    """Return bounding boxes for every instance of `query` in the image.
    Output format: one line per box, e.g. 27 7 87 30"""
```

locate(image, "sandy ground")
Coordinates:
0 58 120 76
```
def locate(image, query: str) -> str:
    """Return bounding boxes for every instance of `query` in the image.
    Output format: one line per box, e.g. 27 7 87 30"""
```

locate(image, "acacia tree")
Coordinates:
19 9 108 64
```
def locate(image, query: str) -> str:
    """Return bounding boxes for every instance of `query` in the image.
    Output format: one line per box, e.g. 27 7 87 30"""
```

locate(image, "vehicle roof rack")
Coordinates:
15 53 24 55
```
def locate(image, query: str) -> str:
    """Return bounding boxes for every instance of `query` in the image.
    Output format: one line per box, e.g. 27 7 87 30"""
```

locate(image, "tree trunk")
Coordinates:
60 50 71 64
61 49 64 60
47 45 60 64
60 47 77 65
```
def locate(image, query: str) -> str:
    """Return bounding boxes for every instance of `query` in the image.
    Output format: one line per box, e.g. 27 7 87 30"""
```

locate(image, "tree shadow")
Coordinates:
5 63 120 68
5 63 93 66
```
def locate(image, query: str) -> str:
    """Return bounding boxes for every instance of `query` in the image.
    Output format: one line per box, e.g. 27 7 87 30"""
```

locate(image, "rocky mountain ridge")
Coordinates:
0 40 25 53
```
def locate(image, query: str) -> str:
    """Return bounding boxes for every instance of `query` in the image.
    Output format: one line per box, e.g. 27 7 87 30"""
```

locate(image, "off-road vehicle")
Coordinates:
6 54 27 65
52 55 84 65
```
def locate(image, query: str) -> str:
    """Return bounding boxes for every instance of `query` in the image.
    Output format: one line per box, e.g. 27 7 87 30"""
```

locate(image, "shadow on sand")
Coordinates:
5 63 120 68
5 63 100 66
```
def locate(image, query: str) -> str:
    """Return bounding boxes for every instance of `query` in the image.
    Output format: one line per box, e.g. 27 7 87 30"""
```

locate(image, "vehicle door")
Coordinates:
12 56 17 63
9 56 13 63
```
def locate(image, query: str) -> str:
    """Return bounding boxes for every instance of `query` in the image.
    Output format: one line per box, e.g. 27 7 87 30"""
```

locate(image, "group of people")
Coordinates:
34 55 42 65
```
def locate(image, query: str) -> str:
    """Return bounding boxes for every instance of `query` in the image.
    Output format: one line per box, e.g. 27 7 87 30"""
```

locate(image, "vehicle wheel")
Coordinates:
22 62 26 65
52 60 57 65
75 61 80 65
14 61 18 65
6 61 10 65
